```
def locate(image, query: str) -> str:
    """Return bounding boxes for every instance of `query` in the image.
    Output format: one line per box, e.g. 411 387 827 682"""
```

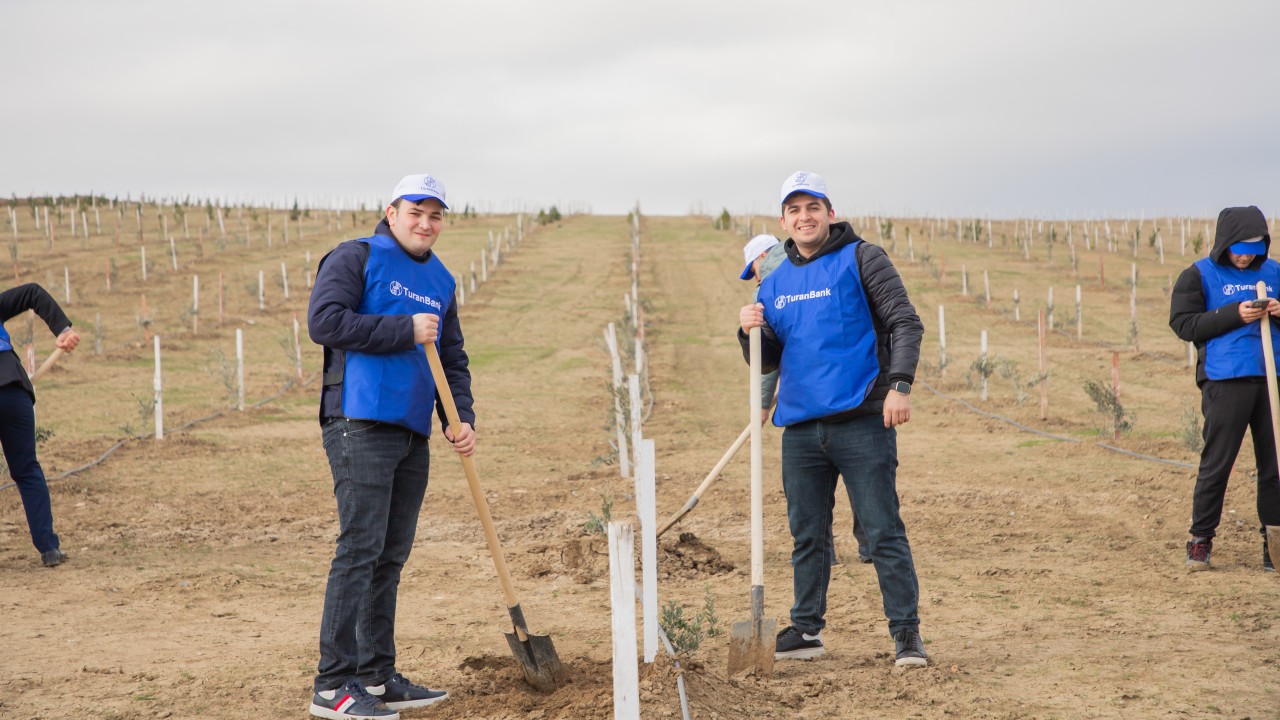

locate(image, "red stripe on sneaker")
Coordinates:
336 695 355 713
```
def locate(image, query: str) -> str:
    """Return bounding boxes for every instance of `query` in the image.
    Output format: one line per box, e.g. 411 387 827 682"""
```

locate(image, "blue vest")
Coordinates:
1196 256 1280 380
0 323 11 354
341 234 456 436
758 242 880 426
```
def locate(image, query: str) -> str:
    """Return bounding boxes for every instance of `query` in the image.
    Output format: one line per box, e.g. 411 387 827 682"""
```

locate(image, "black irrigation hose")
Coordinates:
917 379 1196 469
0 371 319 492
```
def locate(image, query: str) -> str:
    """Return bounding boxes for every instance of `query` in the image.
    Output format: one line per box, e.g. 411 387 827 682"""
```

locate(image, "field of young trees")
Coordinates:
2 197 1276 719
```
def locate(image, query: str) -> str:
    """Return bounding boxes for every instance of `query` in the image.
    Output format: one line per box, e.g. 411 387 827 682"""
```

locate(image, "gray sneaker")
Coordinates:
893 628 928 667
41 548 66 568
366 673 448 710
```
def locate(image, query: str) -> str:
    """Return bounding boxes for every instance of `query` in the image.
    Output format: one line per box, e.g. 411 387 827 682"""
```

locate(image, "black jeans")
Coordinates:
0 384 59 553
315 418 430 692
1190 379 1280 538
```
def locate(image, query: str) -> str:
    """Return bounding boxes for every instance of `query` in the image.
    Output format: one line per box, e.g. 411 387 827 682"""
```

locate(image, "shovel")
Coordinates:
727 326 775 676
28 347 64 382
1254 282 1280 569
656 423 750 539
424 342 565 692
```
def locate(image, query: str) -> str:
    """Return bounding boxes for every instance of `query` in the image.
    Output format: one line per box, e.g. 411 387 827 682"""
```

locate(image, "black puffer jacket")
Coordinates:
738 221 924 421
1170 205 1273 387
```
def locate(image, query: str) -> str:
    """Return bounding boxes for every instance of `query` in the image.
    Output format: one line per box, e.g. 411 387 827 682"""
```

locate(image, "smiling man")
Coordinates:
306 174 472 719
737 171 928 667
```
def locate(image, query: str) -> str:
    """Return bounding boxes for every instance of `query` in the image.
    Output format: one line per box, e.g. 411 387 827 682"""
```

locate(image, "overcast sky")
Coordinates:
2 1 1278 219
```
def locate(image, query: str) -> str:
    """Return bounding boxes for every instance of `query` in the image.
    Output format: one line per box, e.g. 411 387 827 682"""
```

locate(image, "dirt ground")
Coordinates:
1 208 1278 719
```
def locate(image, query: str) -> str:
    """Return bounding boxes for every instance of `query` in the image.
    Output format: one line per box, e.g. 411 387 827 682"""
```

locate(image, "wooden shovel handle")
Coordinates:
749 327 764 588
29 348 64 382
424 342 528 641
1256 282 1280 475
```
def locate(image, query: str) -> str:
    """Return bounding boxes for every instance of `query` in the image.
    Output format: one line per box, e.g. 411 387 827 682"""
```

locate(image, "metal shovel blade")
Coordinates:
727 616 776 676
503 629 566 692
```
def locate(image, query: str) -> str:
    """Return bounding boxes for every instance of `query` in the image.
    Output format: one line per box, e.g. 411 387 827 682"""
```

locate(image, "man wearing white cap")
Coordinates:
740 233 872 564
306 173 470 718
738 171 928 667
1170 205 1280 572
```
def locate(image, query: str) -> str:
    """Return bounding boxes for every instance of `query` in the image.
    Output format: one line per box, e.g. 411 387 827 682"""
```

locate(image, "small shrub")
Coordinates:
583 493 613 535
1083 379 1133 437
659 600 705 654
1179 399 1204 453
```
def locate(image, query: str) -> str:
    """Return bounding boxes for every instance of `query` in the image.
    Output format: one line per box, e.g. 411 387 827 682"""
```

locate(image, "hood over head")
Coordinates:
1211 206 1270 268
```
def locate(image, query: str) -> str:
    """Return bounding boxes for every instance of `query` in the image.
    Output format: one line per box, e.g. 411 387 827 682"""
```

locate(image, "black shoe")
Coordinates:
893 628 928 667
1185 537 1212 571
857 545 873 564
366 673 448 710
41 548 66 568
310 680 398 720
1265 537 1275 572
774 625 824 660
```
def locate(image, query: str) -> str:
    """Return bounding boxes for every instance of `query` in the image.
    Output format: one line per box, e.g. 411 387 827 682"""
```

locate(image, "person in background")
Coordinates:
0 283 79 568
1169 205 1280 573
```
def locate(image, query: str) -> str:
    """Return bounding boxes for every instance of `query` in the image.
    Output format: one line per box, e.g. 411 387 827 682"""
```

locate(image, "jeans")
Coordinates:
1190 380 1280 537
0 384 60 553
781 413 920 636
315 418 430 692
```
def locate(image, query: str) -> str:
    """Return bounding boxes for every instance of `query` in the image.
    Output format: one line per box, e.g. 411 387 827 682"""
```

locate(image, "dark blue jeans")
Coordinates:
315 418 430 692
0 384 60 553
781 414 920 636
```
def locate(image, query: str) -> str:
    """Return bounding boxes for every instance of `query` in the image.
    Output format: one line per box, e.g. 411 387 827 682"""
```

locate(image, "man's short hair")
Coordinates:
782 193 832 213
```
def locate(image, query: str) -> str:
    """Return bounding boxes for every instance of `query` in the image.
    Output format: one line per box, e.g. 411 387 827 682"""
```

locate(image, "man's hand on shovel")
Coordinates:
444 422 475 456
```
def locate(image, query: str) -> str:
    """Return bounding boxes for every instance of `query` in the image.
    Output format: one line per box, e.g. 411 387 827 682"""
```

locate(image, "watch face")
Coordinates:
893 381 911 395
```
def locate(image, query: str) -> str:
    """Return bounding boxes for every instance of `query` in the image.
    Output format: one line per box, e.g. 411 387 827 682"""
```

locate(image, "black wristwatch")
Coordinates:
889 380 912 396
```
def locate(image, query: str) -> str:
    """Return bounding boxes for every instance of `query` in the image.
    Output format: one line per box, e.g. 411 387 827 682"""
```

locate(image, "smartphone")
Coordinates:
1251 299 1271 308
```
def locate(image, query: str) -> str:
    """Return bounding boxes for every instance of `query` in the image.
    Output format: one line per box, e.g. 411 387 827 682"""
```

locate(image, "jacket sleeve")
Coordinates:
0 284 72 336
737 324 782 374
1169 264 1249 342
435 295 475 428
858 243 923 384
307 241 415 353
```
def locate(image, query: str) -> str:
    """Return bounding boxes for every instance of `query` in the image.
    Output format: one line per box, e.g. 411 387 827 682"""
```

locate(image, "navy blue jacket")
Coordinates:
308 220 475 430
0 284 73 402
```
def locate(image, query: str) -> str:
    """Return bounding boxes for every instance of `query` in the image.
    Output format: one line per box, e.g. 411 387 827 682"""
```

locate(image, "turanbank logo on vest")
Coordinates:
1223 283 1275 296
774 287 833 310
388 280 443 310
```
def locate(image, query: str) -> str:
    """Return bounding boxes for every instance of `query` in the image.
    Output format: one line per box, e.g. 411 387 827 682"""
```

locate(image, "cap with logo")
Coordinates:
740 234 780 280
1230 236 1267 255
780 171 828 205
390 173 448 210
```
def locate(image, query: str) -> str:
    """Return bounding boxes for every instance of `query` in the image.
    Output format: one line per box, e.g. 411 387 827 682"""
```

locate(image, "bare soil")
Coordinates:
1 210 1277 719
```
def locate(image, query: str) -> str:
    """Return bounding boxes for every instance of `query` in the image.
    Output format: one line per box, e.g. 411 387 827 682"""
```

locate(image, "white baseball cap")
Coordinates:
740 234 780 280
389 173 448 209
780 170 828 205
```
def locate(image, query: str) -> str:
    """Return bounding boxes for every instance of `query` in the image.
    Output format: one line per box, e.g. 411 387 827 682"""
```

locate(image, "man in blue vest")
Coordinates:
1170 205 1280 572
737 171 928 667
740 233 872 565
307 173 472 719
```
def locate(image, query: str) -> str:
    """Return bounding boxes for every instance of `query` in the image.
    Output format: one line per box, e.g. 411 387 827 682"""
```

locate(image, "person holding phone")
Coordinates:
1169 205 1280 572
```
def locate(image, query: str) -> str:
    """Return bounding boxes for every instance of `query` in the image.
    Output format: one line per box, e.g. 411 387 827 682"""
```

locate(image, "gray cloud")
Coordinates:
2 0 1277 217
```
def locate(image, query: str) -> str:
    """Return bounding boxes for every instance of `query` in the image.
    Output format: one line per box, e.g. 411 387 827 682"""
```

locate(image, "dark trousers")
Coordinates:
0 384 59 553
1190 379 1280 538
315 418 430 692
781 414 920 636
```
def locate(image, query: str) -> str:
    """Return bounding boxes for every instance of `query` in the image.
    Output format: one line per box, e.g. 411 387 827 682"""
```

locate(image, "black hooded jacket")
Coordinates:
1169 205 1274 386
737 220 924 422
